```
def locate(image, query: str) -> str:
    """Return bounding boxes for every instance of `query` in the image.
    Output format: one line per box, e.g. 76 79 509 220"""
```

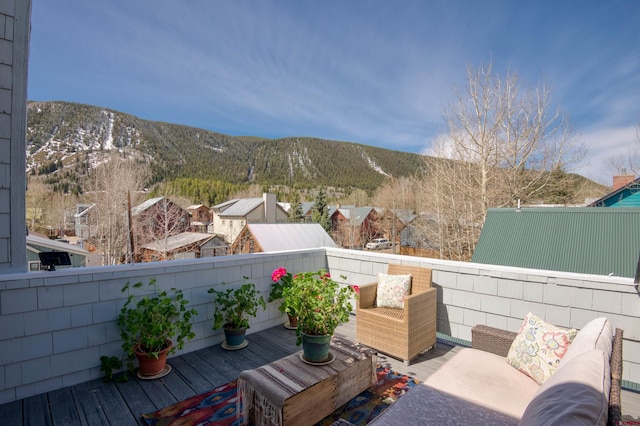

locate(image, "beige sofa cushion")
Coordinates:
519 349 611 426
424 348 539 419
559 317 613 368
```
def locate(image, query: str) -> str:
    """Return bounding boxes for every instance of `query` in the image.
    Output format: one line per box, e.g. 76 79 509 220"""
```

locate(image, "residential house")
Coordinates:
210 193 288 243
186 204 213 232
131 197 190 249
73 203 97 239
589 175 640 208
139 232 227 262
26 233 92 270
373 207 413 247
472 207 640 278
330 205 377 249
230 223 336 254
398 212 442 257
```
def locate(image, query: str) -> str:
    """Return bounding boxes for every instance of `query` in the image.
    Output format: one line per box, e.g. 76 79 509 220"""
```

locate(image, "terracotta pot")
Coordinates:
134 340 172 377
287 314 298 328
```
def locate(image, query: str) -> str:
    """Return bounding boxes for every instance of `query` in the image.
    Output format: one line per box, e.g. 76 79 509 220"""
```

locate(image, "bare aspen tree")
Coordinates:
606 118 640 177
84 154 149 265
422 61 584 260
373 177 418 252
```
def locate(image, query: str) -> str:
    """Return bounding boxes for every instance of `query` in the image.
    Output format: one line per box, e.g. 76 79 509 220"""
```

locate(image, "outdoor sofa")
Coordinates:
370 316 623 426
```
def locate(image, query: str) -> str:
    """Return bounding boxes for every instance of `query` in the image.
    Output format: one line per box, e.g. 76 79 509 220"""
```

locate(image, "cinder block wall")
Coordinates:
326 247 640 388
0 249 327 403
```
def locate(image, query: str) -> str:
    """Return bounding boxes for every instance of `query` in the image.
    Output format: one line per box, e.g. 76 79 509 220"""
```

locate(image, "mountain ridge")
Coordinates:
26 100 425 192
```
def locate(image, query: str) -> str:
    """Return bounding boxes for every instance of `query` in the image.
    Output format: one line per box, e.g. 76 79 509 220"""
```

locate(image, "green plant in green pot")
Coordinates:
282 269 358 364
209 277 266 350
118 278 197 378
268 267 297 329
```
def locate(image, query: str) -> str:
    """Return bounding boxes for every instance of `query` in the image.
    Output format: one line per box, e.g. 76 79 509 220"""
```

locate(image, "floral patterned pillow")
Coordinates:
375 273 412 309
506 312 577 385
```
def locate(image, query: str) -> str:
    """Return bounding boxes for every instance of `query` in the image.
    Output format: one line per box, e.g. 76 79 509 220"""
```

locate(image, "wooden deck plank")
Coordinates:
89 379 138 426
0 400 22 425
181 351 231 387
71 382 110 426
23 393 51 426
114 377 156 425
49 388 81 426
1 323 639 424
166 356 215 394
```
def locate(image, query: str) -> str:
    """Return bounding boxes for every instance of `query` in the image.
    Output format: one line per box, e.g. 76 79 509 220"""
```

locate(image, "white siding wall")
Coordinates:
326 248 640 388
0 249 328 403
0 0 29 273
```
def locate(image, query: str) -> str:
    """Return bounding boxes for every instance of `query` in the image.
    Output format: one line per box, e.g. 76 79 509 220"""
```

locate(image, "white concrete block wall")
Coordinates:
0 249 327 403
325 247 640 387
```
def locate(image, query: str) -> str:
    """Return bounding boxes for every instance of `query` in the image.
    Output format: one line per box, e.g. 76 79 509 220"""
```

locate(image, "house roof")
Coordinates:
243 223 337 251
330 206 374 227
131 197 164 216
588 176 640 207
211 199 239 210
186 204 206 210
141 232 217 252
26 234 90 257
217 198 264 217
471 207 640 278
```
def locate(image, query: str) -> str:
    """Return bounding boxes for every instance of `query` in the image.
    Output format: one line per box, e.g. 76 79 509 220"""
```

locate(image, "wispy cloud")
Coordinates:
29 0 640 180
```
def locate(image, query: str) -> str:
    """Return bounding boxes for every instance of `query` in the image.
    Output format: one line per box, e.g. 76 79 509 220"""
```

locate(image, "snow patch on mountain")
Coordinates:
361 151 389 176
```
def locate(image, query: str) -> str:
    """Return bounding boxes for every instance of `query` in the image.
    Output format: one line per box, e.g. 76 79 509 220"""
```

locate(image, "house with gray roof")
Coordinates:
210 193 289 243
230 223 336 254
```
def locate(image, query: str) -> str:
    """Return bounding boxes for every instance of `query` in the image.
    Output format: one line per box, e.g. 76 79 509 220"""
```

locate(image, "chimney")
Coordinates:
263 193 276 223
612 174 635 191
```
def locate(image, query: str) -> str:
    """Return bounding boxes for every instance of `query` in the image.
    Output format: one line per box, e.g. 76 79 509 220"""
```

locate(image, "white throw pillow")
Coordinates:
375 273 411 309
506 312 577 385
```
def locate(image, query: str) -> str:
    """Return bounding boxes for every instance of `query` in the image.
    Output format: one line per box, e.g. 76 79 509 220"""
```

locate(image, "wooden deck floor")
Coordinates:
1 316 639 424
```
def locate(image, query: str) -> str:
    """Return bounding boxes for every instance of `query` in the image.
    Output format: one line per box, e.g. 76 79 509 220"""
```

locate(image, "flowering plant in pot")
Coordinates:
282 269 358 363
118 278 197 377
268 267 297 328
209 277 266 349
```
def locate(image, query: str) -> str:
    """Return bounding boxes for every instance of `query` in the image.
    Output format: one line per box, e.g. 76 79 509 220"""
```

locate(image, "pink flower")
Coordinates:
352 285 360 294
272 267 287 282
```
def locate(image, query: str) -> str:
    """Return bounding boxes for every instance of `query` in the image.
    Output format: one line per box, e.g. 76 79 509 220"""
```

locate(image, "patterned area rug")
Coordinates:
142 366 419 426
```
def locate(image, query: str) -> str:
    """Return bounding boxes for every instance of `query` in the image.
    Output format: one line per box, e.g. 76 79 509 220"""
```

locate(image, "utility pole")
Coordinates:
126 191 135 264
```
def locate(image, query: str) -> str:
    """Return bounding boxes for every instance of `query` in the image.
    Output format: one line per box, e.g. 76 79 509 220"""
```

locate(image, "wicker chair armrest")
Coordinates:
608 328 623 426
356 282 377 310
404 287 436 310
471 325 517 358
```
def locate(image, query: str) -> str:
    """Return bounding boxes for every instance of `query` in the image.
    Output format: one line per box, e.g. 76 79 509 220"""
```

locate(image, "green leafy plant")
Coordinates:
209 277 266 330
118 278 197 360
268 267 295 316
282 269 358 345
99 355 127 382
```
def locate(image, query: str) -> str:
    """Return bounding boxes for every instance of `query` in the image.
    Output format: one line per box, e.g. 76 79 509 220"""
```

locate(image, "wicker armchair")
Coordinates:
355 264 437 365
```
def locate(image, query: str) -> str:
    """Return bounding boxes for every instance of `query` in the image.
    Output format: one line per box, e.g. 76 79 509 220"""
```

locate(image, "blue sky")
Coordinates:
28 0 639 185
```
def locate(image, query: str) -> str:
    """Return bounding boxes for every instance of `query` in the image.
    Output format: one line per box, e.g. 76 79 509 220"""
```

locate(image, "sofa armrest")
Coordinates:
471 325 517 358
356 282 377 310
608 328 623 426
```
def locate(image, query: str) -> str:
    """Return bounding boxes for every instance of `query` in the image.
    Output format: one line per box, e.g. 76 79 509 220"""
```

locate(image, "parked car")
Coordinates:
366 238 392 250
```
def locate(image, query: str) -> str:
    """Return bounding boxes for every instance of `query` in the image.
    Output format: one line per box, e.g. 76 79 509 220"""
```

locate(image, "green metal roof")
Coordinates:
472 208 640 278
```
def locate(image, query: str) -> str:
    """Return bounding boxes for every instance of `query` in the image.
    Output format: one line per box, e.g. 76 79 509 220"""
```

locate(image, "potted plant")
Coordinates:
268 267 297 329
118 278 197 378
209 277 266 349
282 269 358 364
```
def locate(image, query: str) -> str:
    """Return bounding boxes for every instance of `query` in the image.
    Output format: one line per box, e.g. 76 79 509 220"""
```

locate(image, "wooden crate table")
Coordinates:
238 336 376 426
